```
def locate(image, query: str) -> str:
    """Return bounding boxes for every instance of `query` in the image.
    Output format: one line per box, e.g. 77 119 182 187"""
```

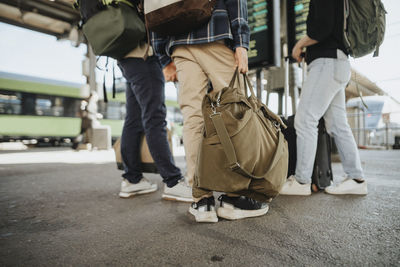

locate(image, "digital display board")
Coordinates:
287 0 310 56
247 0 274 68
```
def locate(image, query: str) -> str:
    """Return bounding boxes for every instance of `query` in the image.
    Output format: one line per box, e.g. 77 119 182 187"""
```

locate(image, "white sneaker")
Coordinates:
119 178 157 198
325 179 367 195
189 196 218 223
279 175 311 196
216 195 269 220
162 179 193 202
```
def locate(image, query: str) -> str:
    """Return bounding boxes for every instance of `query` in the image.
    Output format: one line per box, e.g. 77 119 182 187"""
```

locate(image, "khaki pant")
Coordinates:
172 41 238 200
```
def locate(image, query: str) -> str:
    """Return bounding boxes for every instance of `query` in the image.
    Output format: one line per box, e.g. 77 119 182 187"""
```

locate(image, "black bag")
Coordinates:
281 116 333 190
281 115 296 177
311 119 333 189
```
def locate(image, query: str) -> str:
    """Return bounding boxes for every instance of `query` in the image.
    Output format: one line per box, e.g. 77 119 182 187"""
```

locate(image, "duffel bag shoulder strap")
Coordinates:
210 99 286 180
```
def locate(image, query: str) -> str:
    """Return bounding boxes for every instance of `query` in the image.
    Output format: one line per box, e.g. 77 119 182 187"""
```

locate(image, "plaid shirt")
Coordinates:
151 0 249 68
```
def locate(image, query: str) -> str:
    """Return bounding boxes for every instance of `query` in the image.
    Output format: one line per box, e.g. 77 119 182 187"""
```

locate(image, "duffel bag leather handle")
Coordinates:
226 68 249 98
243 73 257 100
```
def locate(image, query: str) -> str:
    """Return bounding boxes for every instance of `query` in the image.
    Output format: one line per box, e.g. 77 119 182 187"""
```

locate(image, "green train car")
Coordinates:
0 71 126 144
0 72 182 145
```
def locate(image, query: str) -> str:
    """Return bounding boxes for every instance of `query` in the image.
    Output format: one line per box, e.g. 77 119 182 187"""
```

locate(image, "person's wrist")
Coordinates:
163 62 173 71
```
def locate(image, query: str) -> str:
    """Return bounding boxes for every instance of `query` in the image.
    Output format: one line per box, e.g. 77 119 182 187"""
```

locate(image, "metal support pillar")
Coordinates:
284 58 289 118
363 112 367 146
386 122 389 150
272 0 281 68
87 45 97 94
256 69 262 100
278 89 283 115
291 86 299 114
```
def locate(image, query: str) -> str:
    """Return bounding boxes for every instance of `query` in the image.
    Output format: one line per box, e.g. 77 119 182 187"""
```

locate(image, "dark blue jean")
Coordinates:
118 56 182 187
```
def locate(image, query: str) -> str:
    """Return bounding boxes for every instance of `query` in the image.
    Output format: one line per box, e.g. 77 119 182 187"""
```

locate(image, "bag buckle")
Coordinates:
273 121 280 130
210 102 221 117
230 162 241 171
209 111 221 118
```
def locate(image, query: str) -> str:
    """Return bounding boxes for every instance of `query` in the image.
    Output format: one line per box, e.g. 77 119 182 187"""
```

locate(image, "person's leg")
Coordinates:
178 42 242 199
172 45 221 222
179 42 269 221
294 58 343 183
172 46 213 201
323 89 367 195
191 41 238 93
120 57 184 188
281 57 344 195
322 52 367 195
172 41 242 190
120 78 144 184
324 90 364 179
117 62 157 198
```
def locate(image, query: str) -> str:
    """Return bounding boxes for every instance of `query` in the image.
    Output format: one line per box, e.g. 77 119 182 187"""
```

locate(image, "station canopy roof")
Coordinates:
346 68 386 98
0 0 79 38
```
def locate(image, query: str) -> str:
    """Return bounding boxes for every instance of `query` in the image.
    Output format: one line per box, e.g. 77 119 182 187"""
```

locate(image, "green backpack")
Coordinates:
343 0 386 58
75 0 146 60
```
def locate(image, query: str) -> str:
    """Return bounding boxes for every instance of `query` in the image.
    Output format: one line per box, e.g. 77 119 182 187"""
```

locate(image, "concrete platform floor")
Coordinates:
0 148 399 266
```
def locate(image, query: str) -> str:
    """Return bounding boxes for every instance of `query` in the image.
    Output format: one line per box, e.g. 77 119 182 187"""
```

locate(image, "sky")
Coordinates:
0 0 399 106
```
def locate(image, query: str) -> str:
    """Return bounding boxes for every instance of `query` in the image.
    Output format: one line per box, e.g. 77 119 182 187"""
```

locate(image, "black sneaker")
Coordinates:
189 196 218 223
217 195 269 220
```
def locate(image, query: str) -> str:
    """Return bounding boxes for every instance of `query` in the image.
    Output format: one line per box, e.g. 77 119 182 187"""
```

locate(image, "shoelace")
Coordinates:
244 196 256 205
218 195 262 209
194 197 214 210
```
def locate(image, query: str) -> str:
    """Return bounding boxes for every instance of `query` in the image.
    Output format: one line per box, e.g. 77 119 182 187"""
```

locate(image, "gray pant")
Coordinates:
295 50 364 184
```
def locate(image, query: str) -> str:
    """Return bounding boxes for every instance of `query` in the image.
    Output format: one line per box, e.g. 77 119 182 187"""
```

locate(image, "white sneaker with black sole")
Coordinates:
162 179 193 202
217 195 269 220
189 196 218 223
119 178 157 198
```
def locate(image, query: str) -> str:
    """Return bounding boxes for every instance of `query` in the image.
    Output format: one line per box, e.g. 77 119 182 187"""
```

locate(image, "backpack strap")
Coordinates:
373 0 381 57
112 61 116 99
343 0 351 53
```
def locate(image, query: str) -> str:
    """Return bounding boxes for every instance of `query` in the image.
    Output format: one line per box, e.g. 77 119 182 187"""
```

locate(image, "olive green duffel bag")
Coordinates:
195 69 288 202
